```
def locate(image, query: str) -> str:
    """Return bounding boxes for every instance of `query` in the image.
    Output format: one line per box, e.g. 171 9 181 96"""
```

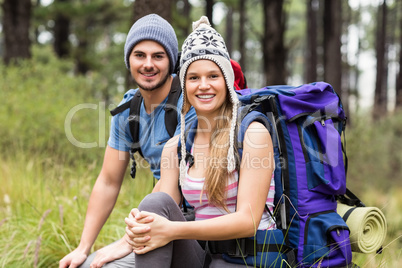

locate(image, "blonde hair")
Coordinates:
204 100 238 211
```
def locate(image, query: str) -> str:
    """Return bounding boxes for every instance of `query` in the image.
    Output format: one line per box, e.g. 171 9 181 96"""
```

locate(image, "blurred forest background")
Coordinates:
0 0 402 267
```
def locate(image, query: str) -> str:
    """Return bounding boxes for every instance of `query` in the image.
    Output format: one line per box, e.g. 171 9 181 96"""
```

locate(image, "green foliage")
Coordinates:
33 0 132 100
346 111 402 193
344 112 402 267
0 45 109 165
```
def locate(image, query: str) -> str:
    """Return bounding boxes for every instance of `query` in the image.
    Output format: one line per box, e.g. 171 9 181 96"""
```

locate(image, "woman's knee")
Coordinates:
138 192 176 213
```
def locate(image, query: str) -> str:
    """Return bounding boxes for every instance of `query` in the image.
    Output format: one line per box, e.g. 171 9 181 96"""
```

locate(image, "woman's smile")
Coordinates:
196 94 215 100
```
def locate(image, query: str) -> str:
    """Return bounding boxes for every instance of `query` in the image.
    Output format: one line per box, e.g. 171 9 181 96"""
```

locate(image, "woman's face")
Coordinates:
185 60 227 117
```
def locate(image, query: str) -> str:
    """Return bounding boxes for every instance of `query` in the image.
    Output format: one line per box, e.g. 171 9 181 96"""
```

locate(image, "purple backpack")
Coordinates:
235 82 355 267
179 82 359 267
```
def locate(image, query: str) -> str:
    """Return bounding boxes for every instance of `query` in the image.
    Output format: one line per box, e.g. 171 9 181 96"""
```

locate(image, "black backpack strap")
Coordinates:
207 237 293 256
337 188 365 207
109 90 143 179
128 90 143 153
110 101 131 116
127 91 143 178
164 75 182 137
109 90 143 150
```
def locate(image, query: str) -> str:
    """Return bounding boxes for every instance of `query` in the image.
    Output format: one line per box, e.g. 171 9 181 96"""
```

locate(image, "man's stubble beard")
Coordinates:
136 71 171 92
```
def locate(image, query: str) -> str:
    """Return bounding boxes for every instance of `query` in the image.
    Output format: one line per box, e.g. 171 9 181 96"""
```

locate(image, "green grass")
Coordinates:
1 153 400 268
0 152 153 268
1 139 401 267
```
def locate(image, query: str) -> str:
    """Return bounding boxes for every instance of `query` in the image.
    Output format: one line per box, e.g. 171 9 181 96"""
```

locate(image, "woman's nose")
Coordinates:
198 78 210 89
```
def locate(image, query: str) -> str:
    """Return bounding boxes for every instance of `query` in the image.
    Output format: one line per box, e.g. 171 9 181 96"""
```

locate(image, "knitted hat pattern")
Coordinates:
124 14 178 74
178 16 239 186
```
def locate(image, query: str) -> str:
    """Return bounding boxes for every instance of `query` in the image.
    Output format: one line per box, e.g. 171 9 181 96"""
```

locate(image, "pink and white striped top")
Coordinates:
182 165 276 230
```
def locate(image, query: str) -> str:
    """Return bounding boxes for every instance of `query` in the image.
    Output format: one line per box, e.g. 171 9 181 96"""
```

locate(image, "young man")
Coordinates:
59 14 196 268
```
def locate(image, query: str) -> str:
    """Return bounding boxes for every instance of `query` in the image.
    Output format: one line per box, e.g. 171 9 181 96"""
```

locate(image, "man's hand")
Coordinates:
59 248 88 268
89 238 132 268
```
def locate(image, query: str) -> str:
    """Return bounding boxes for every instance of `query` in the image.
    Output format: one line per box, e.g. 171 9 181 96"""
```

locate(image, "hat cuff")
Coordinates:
179 55 235 96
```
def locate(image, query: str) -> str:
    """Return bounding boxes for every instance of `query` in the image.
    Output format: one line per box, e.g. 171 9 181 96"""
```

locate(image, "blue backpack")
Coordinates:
180 82 358 267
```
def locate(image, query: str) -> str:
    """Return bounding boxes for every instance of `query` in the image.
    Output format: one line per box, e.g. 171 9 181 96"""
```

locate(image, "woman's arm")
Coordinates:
127 122 274 254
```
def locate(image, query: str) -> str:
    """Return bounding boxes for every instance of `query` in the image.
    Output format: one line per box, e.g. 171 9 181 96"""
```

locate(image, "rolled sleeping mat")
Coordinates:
337 202 387 254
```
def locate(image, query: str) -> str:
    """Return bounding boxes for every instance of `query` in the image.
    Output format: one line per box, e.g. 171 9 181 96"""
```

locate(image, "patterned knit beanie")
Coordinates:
124 14 178 74
178 16 239 185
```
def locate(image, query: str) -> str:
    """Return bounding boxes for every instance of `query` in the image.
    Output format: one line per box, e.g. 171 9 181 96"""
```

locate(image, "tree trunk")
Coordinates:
349 3 362 115
75 37 89 75
239 0 247 72
306 0 318 83
340 1 351 121
181 0 191 37
396 0 402 110
206 0 214 28
133 0 173 22
53 0 70 58
225 7 234 56
373 0 388 120
2 0 32 64
34 0 41 43
262 0 286 85
323 0 342 97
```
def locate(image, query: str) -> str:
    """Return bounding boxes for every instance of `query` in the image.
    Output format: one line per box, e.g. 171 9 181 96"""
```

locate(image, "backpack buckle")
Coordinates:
207 239 247 258
226 239 247 258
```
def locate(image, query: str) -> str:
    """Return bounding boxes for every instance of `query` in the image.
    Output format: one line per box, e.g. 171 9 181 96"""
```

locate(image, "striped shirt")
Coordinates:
182 164 276 230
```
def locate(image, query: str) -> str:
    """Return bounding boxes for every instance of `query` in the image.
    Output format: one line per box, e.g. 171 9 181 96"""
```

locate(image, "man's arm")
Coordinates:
59 146 129 268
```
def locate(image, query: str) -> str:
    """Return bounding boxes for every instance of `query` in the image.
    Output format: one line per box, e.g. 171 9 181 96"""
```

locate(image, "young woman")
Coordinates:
124 16 276 267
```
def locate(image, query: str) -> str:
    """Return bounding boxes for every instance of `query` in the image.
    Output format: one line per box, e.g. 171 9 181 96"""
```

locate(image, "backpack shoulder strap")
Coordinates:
127 90 143 153
109 90 143 155
237 110 272 161
109 90 143 149
109 90 143 179
164 75 182 137
177 119 198 166
110 99 131 116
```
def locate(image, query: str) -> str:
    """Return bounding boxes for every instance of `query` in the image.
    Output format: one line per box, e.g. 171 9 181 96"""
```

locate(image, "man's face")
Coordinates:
129 40 171 92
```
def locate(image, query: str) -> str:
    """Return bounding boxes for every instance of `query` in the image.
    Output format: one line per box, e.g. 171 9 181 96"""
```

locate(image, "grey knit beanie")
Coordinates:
178 16 239 185
124 14 178 74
